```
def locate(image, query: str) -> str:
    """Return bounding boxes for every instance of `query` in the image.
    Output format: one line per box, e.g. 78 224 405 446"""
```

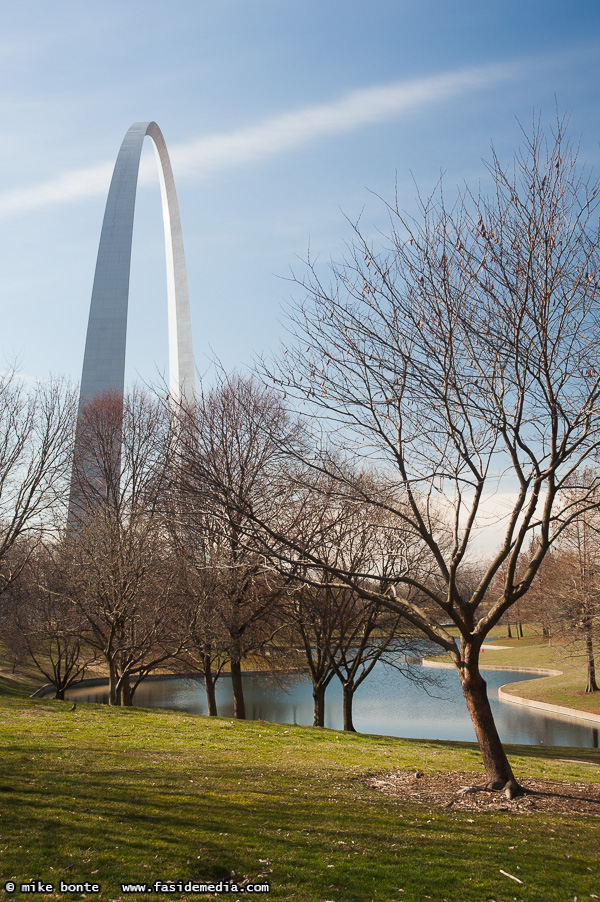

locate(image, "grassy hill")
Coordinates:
0 674 599 902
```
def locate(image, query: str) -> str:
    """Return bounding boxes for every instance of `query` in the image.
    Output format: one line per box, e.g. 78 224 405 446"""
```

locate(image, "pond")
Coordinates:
60 658 600 749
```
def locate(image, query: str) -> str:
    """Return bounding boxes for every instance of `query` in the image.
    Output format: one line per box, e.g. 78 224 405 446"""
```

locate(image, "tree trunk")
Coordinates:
120 673 133 706
55 688 65 700
313 683 325 727
342 683 356 732
204 654 218 716
205 677 218 716
584 629 598 693
230 658 246 719
108 660 120 706
506 622 512 639
458 653 522 796
518 622 524 638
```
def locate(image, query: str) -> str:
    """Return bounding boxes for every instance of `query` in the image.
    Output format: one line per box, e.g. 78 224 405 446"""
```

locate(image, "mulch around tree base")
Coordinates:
367 770 600 816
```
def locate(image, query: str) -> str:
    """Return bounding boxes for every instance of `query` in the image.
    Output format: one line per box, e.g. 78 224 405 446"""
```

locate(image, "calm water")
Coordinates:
62 659 600 749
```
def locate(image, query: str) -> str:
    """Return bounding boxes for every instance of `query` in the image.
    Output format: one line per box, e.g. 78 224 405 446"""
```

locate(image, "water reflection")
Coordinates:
61 659 600 749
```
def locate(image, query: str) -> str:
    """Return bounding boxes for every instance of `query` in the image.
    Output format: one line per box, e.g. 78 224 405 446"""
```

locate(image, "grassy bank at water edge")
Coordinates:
0 679 599 902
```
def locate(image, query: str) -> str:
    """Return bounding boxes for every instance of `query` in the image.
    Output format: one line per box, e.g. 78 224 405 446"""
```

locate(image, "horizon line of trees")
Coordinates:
1 374 598 718
1 378 437 727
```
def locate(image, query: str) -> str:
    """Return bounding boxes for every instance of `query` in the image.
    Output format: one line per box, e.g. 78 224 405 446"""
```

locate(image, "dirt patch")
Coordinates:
367 770 600 816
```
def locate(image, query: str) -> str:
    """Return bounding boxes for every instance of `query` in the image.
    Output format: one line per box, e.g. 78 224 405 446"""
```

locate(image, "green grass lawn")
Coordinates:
0 684 599 902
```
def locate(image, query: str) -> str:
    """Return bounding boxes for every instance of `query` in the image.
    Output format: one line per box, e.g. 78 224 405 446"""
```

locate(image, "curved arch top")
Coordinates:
79 121 195 407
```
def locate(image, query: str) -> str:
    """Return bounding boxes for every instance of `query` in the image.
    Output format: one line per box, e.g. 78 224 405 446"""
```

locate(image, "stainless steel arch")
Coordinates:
79 120 195 407
69 122 195 523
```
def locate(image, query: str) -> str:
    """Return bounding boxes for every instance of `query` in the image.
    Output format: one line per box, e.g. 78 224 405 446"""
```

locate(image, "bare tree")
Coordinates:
0 369 75 598
167 518 232 716
514 546 562 645
62 389 181 705
6 547 97 698
556 551 600 693
176 374 290 718
330 599 432 734
289 581 343 727
285 484 431 730
550 473 600 692
253 120 600 796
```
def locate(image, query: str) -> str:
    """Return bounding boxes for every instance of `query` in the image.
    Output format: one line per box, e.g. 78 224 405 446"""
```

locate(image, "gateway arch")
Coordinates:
78 120 194 405
69 121 195 519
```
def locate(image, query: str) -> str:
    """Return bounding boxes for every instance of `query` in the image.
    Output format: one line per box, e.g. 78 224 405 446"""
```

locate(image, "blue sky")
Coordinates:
2 0 600 390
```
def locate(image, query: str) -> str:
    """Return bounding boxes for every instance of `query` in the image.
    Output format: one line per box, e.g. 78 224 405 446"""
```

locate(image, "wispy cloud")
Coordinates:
0 162 115 217
0 60 523 217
